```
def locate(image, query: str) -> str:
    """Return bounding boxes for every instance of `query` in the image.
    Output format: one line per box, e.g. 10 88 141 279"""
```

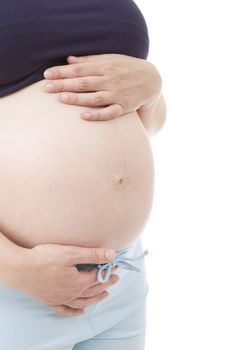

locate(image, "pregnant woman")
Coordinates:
0 1 166 349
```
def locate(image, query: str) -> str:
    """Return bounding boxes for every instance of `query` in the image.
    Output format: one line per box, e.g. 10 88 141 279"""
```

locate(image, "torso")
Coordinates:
0 80 154 251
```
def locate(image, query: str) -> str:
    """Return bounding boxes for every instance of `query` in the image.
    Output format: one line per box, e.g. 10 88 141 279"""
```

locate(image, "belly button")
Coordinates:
114 176 128 190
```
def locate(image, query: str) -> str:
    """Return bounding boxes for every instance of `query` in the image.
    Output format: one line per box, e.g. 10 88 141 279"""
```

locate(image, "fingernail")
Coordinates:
45 83 55 92
105 250 116 260
60 93 69 102
44 70 53 79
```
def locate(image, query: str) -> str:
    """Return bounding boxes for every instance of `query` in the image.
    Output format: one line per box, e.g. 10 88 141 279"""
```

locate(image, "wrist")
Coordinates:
0 232 31 288
137 94 159 125
140 89 162 112
140 61 162 109
137 92 167 138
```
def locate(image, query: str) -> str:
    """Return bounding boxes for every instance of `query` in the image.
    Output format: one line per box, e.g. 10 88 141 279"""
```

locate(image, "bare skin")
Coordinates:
0 232 118 316
0 54 166 316
43 53 166 130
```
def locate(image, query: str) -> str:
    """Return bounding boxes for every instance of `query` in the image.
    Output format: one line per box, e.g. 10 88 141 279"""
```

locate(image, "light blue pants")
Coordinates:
0 238 149 350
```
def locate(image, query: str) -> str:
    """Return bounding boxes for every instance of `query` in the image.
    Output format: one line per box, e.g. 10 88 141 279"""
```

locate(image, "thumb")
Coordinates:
66 246 116 266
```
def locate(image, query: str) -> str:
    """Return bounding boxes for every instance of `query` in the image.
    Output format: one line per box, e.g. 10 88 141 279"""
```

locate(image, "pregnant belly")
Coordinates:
0 80 154 251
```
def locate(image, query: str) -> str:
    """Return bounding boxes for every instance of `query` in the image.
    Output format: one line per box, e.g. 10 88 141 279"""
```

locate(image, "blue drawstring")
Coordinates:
96 249 149 283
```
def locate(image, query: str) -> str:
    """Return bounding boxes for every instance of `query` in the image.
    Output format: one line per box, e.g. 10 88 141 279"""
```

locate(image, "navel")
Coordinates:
114 176 128 190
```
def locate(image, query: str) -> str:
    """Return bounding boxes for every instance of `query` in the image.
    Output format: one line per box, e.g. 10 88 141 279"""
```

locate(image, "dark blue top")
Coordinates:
0 0 149 97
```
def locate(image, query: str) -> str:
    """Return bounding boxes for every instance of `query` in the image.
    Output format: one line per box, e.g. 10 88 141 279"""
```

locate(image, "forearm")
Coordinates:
0 231 29 287
137 92 167 138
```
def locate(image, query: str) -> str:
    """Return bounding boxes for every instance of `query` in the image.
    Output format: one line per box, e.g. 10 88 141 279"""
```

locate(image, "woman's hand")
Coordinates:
27 243 119 317
43 53 162 121
1 234 119 317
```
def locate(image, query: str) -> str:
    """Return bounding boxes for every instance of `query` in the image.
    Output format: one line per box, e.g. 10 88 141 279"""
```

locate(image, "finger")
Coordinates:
44 62 104 80
67 54 139 66
67 290 109 309
80 104 126 121
49 304 85 317
45 76 107 93
58 91 113 108
67 53 117 64
77 267 116 290
67 246 116 266
81 274 119 298
77 266 104 288
77 266 119 290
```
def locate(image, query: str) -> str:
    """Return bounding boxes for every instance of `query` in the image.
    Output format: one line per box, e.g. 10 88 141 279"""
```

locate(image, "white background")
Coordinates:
134 1 233 349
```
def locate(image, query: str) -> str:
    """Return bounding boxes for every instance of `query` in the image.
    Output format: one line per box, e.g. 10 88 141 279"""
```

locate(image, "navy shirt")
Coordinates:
0 0 149 97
